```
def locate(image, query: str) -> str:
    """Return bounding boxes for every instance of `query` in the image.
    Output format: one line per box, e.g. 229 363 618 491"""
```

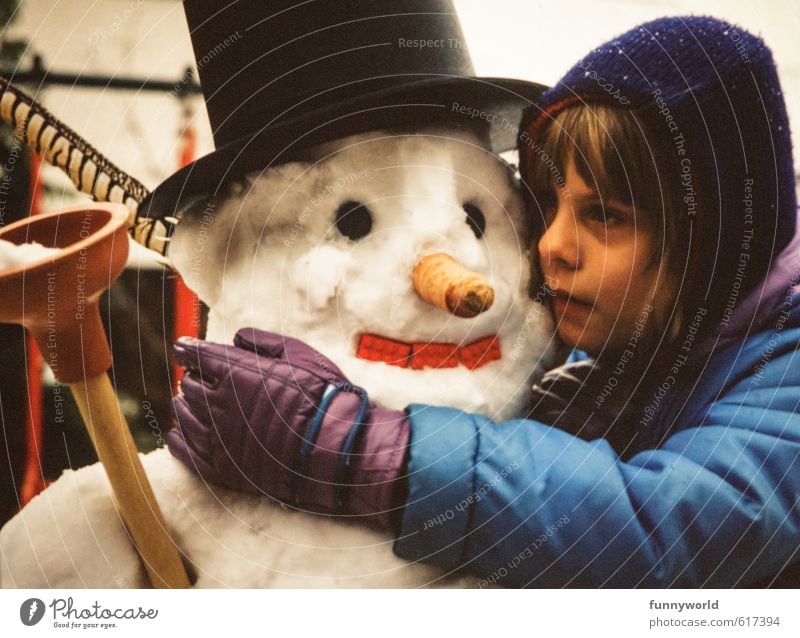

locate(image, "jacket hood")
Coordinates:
711 217 800 353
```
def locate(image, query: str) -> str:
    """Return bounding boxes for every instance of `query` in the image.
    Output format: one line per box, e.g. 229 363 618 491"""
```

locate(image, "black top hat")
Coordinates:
140 0 547 221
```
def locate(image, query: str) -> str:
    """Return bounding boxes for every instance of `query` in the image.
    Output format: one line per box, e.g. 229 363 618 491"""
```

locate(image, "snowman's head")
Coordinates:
170 126 557 420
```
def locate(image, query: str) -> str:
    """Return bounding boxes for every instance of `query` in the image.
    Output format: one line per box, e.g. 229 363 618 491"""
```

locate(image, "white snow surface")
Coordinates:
0 239 60 271
1 447 476 588
1 129 558 588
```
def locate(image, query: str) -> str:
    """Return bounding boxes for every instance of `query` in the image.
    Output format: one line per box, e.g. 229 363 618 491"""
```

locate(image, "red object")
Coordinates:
20 338 44 506
1 205 130 383
356 333 412 366
522 95 580 146
459 335 502 370
172 116 200 392
19 152 46 507
410 342 459 370
356 333 501 371
6 204 132 510
179 122 197 169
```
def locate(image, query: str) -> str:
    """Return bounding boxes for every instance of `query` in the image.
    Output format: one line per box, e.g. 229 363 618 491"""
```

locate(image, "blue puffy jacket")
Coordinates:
394 258 800 587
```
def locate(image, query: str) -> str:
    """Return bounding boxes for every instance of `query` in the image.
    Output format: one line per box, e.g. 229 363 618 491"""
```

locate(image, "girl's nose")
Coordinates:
538 202 579 271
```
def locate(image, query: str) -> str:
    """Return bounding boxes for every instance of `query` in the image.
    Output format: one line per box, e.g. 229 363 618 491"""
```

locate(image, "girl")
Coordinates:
169 16 800 586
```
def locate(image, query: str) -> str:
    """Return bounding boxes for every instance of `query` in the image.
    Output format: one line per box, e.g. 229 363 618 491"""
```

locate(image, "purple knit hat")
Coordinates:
520 16 796 327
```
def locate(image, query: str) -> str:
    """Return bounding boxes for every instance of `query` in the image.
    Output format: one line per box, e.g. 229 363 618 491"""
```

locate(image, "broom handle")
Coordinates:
0 75 172 256
70 373 191 588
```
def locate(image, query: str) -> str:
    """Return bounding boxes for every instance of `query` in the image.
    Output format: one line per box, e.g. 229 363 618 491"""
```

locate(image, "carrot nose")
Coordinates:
412 253 494 318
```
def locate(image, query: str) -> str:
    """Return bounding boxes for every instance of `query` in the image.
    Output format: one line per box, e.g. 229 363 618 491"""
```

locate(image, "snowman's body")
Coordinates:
1 129 557 588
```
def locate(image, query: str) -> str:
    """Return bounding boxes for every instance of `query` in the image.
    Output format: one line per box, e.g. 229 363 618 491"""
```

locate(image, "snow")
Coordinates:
0 239 61 271
1 127 558 589
1 448 476 588
171 128 558 420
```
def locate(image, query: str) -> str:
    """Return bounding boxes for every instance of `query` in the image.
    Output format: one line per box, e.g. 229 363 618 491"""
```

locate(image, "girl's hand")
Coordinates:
528 360 633 450
167 328 410 530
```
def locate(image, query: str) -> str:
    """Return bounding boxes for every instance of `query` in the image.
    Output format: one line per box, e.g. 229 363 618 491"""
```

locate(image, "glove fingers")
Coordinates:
178 370 218 406
233 327 288 359
167 418 217 483
235 327 347 382
168 436 219 488
170 394 213 460
173 337 230 384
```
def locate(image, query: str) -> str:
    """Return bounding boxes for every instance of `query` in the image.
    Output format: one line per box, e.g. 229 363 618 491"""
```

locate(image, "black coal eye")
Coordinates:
463 203 486 239
335 200 373 240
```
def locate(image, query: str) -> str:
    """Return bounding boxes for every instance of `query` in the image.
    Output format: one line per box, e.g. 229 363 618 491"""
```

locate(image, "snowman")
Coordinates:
0 1 555 587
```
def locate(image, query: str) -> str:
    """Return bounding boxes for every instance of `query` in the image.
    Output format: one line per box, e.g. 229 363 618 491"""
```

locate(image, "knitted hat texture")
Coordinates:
521 16 796 316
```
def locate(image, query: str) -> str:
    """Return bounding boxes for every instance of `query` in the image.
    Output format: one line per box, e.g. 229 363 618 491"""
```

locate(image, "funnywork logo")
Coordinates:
20 598 45 626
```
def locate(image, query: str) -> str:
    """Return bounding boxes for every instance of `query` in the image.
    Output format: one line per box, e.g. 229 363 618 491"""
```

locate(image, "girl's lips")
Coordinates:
548 288 595 309
551 291 595 320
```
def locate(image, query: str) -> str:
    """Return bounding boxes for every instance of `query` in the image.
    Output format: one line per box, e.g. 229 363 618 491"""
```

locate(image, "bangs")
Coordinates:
526 104 664 222
521 102 688 343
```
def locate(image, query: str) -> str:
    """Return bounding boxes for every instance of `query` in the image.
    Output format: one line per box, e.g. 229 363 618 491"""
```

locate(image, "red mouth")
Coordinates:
356 333 501 370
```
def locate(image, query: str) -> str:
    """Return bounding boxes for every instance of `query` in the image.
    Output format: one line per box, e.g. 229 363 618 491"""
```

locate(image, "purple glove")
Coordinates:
167 327 410 531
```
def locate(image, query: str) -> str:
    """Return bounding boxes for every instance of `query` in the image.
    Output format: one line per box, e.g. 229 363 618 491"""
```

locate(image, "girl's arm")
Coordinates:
166 325 799 586
395 341 800 587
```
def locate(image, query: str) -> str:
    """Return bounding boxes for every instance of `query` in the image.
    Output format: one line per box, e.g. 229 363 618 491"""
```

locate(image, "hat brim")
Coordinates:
140 76 547 220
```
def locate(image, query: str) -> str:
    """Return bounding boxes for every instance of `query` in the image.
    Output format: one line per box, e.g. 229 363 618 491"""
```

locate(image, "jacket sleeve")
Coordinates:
393 343 800 587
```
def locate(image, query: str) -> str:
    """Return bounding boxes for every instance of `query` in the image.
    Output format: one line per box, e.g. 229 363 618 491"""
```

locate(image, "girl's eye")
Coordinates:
463 203 486 239
335 200 373 240
585 205 623 226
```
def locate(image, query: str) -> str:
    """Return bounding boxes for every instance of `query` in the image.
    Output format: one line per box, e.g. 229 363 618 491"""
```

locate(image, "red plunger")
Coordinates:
0 203 190 588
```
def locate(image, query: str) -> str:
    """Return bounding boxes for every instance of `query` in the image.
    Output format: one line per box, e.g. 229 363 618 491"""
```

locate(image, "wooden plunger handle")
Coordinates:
70 373 191 588
0 204 188 587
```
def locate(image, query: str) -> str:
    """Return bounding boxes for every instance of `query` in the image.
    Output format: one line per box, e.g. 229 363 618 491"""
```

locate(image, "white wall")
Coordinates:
5 0 213 195
456 0 800 166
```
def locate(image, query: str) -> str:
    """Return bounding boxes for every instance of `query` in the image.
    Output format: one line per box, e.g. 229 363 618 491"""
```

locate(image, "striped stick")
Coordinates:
0 75 173 256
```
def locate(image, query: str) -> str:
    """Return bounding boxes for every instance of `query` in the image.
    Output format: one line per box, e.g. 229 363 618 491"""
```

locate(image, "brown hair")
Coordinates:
520 103 691 356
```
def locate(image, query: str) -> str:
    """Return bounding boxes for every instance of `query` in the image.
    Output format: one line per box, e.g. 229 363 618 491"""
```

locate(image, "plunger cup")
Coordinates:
0 203 190 588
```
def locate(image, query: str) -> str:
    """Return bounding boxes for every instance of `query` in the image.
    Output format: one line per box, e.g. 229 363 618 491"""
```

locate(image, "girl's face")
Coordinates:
538 162 665 358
